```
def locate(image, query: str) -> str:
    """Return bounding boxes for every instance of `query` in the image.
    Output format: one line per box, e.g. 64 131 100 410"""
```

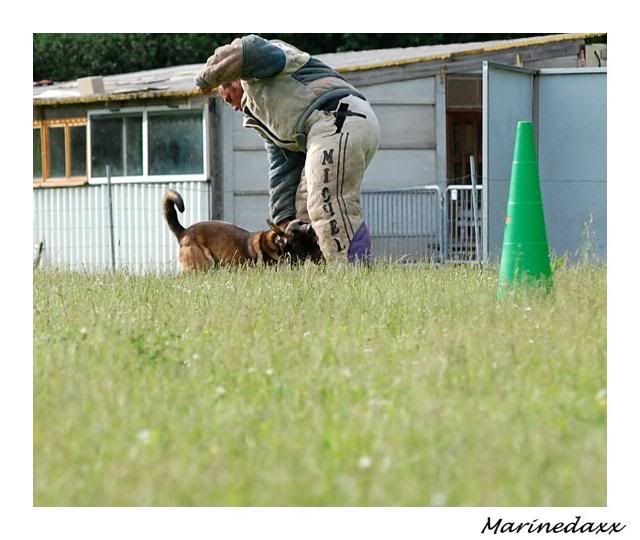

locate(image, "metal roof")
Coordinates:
33 33 603 105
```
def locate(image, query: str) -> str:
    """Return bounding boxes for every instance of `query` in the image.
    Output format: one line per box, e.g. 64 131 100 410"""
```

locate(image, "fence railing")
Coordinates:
444 185 483 263
362 186 444 263
362 184 483 264
34 183 485 272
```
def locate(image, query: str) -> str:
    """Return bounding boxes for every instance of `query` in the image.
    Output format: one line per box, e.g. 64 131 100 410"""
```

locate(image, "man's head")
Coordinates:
217 80 244 111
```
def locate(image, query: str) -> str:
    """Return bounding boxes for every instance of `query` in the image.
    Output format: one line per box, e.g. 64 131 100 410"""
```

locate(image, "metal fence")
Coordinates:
362 186 444 262
444 185 483 263
32 181 210 274
33 183 484 272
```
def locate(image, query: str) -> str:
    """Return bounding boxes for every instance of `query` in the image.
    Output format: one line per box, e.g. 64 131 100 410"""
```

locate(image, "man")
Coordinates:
195 35 380 264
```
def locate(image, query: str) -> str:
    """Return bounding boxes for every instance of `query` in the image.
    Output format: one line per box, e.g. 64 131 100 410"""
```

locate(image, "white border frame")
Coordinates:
87 103 209 184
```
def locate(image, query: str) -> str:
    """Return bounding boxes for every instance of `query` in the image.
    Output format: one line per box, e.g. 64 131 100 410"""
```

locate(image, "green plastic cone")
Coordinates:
498 121 553 298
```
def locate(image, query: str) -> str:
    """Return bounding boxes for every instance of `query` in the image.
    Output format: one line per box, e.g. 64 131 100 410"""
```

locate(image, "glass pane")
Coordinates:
149 111 203 175
49 127 66 178
33 129 42 179
70 126 87 177
90 114 142 177
91 117 123 177
124 116 143 176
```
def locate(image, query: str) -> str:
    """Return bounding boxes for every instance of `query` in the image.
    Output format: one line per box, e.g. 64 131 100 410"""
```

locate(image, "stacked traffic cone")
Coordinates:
497 121 553 298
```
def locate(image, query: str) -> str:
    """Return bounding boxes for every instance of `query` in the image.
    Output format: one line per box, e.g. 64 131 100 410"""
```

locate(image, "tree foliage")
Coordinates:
34 33 546 82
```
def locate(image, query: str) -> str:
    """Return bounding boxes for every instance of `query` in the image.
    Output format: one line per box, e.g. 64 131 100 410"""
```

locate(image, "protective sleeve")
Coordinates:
265 140 305 224
195 38 244 90
240 35 287 79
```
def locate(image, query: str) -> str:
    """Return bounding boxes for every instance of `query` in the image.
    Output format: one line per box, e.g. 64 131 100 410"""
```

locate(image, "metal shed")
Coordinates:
33 33 606 272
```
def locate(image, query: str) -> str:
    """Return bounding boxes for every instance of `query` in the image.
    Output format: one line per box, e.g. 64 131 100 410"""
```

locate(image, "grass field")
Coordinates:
33 263 606 506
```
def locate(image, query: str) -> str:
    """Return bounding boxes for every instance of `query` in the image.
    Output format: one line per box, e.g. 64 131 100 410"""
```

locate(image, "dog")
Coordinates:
163 189 290 271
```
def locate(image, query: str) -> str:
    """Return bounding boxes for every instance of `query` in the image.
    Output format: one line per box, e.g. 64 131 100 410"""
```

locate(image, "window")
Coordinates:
148 111 204 176
33 128 42 179
33 118 88 185
88 107 206 182
49 127 66 177
70 125 87 177
91 114 143 178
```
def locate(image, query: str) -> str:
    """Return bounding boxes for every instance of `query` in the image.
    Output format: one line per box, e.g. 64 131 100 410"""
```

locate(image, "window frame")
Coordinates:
33 118 89 188
87 104 209 185
33 124 43 181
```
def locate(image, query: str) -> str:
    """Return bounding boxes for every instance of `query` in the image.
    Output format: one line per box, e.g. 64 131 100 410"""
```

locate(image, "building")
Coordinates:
33 33 607 272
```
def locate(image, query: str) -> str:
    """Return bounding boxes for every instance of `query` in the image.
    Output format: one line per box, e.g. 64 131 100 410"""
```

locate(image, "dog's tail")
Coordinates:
163 189 186 240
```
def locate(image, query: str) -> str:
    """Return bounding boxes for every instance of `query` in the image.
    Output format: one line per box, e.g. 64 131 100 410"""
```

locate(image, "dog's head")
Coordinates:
260 224 288 264
267 219 323 264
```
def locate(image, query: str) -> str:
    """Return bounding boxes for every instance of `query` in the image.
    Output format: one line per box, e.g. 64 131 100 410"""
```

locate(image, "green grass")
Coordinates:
33 263 606 506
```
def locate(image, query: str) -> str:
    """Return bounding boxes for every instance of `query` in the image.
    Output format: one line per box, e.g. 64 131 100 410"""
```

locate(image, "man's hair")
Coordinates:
217 80 239 95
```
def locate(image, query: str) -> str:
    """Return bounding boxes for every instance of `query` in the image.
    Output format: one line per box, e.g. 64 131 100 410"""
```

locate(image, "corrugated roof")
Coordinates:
319 33 601 72
33 33 603 105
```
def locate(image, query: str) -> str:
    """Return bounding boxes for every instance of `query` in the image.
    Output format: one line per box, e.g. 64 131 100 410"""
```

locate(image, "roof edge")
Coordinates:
337 32 605 74
34 88 203 107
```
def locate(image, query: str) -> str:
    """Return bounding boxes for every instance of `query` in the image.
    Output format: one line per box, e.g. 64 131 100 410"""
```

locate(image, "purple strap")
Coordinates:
348 222 373 264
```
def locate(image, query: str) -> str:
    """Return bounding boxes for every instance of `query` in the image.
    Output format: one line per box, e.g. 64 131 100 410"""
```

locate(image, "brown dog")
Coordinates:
163 190 288 271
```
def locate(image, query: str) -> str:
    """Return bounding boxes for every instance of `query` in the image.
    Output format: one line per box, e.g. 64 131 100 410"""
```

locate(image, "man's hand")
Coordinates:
195 74 213 94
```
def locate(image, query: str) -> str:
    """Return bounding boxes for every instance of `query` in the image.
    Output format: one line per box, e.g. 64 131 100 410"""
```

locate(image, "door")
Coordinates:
447 111 483 184
481 63 606 263
482 62 535 262
536 68 606 261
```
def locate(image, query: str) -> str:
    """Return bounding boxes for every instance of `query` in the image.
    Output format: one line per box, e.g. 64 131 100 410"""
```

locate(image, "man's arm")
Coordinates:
265 141 305 225
195 38 244 90
195 35 287 90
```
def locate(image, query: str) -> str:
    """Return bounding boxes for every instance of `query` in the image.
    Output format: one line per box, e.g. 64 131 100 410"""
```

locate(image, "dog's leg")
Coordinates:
181 245 213 272
202 245 216 265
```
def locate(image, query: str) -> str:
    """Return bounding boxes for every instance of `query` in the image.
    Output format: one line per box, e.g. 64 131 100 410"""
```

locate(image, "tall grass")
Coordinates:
33 263 606 506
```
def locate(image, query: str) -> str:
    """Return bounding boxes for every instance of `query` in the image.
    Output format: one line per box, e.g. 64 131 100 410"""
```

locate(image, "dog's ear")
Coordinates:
266 219 287 237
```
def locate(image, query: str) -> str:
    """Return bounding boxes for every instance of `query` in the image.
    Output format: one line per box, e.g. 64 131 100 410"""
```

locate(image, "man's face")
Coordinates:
217 81 244 112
